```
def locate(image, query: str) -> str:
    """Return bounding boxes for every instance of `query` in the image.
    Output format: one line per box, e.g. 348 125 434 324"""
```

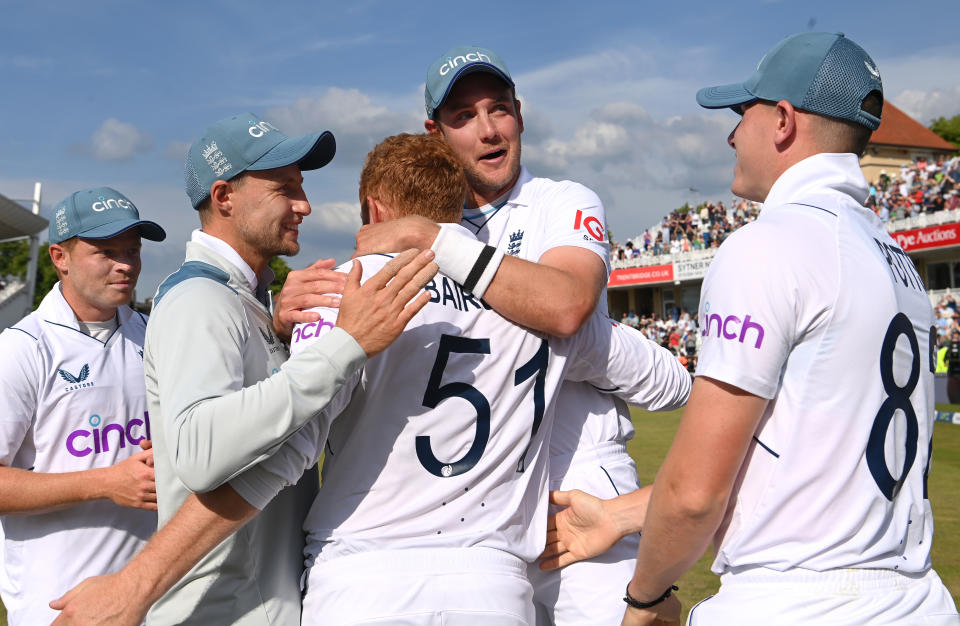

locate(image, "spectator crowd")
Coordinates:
866 155 960 223
620 309 699 372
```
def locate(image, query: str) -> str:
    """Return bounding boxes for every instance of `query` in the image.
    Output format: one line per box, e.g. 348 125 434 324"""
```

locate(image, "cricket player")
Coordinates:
235 131 690 625
52 132 688 626
0 187 165 625
353 46 644 625
543 33 959 625
51 113 438 626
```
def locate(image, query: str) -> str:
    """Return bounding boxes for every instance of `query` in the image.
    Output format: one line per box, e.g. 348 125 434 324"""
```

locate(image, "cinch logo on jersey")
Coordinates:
439 51 491 76
58 363 95 391
574 209 604 242
292 317 335 344
701 302 765 349
66 411 151 458
90 195 133 212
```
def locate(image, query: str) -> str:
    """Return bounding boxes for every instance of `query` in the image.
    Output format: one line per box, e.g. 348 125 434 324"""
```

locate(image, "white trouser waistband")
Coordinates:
721 566 931 591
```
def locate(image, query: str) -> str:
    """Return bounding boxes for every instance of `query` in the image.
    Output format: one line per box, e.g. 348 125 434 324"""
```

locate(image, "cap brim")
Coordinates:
78 219 167 242
696 83 758 111
248 131 336 172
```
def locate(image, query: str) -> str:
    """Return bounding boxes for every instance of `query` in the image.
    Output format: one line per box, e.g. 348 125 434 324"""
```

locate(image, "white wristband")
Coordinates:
430 225 505 298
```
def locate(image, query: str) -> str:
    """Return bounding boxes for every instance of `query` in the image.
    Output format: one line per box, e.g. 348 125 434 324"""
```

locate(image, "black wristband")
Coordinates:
462 245 496 293
623 584 678 610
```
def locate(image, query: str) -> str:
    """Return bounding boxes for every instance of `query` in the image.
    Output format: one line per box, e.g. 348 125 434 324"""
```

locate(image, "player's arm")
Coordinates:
0 332 156 515
564 313 692 411
155 249 436 493
354 215 607 337
0 449 156 515
50 484 257 626
621 377 766 624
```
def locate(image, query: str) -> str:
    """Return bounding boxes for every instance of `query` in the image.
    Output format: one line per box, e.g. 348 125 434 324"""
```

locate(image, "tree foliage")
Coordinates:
0 240 57 308
268 256 292 295
930 114 960 149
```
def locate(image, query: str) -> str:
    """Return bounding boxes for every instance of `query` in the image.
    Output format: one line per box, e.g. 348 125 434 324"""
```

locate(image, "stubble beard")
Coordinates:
463 144 522 204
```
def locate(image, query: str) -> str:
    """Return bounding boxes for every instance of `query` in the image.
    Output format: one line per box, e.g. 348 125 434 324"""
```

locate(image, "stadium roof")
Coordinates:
0 192 47 241
869 102 956 152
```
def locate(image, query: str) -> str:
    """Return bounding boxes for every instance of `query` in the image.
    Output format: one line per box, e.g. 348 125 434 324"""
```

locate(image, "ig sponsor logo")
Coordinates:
66 411 151 458
700 301 765 349
574 209 604 242
292 316 334 343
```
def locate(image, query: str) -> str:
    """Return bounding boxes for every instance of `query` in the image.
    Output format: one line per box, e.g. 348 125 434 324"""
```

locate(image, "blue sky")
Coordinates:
3 0 959 295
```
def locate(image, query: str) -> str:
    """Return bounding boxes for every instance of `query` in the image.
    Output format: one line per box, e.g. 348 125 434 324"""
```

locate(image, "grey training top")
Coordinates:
145 241 366 625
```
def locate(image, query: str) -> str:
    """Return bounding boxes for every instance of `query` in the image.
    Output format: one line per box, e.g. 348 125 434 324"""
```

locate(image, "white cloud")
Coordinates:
88 118 153 161
163 140 191 162
309 201 363 235
265 88 422 165
893 86 960 126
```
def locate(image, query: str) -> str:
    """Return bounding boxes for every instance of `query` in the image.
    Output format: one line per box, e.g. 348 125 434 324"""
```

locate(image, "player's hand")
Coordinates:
336 248 438 357
539 489 623 570
272 258 347 343
99 449 157 511
50 572 149 625
621 594 681 626
354 215 441 258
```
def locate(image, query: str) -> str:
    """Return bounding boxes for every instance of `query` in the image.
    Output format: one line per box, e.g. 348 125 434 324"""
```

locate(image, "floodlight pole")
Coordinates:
24 182 42 313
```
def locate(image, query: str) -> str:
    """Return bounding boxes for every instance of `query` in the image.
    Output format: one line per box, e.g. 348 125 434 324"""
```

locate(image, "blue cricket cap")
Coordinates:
697 32 883 130
185 112 336 209
49 187 166 244
425 46 514 119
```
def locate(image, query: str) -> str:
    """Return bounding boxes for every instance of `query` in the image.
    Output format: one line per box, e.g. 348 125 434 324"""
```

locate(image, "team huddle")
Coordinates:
0 33 957 626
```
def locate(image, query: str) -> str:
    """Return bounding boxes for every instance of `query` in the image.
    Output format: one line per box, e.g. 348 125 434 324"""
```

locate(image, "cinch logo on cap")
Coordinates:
90 195 133 212
439 51 492 76
700 302 765 349
248 119 278 138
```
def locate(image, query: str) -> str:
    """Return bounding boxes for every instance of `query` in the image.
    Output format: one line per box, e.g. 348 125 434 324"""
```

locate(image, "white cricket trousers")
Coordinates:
687 567 959 625
302 547 535 625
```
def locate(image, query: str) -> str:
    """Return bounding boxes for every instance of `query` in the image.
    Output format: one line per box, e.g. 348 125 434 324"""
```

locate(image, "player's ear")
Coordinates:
515 98 524 135
367 197 388 224
773 99 796 149
209 180 233 217
49 242 69 274
425 118 440 134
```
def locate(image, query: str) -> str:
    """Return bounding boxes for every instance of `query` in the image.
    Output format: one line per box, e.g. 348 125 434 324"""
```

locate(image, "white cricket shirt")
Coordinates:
233 242 689 566
461 167 633 464
0 285 155 625
697 153 936 574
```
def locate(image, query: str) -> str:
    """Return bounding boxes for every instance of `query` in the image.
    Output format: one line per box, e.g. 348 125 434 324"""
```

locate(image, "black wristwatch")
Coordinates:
623 583 678 609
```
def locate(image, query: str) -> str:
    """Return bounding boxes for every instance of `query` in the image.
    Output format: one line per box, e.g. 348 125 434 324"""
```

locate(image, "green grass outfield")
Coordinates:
628 406 960 624
5 408 958 625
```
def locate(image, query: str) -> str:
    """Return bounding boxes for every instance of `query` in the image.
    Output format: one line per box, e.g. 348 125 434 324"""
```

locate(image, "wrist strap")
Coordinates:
430 225 505 298
623 584 678 610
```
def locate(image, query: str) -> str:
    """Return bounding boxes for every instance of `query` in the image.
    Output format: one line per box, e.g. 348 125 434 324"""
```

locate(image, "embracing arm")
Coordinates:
51 485 257 625
155 249 435 493
354 216 607 337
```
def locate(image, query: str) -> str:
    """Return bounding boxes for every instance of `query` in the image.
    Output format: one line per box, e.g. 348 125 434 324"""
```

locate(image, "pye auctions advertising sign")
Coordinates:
893 223 960 252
